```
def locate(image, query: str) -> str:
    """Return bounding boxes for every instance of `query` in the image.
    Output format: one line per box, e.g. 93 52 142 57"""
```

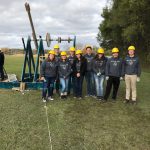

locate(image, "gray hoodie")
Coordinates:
58 60 72 78
40 59 58 77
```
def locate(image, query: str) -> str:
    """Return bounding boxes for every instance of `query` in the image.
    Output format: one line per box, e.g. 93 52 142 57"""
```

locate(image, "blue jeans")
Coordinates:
85 71 95 96
68 74 76 94
94 74 105 97
60 77 69 93
75 76 84 97
42 77 56 98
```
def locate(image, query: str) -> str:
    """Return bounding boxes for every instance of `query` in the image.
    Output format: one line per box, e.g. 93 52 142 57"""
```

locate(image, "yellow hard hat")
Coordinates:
49 50 55 55
61 51 67 56
128 46 135 50
69 47 76 51
86 45 92 49
97 48 104 54
112 47 119 53
54 44 60 49
76 49 82 55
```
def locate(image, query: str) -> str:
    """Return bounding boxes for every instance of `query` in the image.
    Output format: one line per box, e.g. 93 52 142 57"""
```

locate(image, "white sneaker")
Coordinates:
64 92 67 96
42 98 47 103
48 97 54 101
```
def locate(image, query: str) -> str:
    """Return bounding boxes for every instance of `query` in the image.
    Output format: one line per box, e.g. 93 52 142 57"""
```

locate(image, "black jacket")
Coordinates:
73 56 87 76
58 60 72 78
92 56 108 75
0 52 4 66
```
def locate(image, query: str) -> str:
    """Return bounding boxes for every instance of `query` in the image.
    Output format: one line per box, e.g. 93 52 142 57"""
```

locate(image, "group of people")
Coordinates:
40 44 141 105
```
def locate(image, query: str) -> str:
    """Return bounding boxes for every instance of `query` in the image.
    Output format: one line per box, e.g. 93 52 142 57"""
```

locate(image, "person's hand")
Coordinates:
97 73 101 76
137 77 140 82
120 77 123 81
105 76 109 81
40 77 46 81
63 76 66 79
77 73 80 77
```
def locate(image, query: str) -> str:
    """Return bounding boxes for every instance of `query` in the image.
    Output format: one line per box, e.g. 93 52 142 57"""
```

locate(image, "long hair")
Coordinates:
94 54 104 60
46 54 55 62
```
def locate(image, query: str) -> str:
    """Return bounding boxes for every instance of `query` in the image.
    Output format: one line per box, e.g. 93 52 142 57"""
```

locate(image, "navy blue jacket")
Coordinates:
124 55 141 77
68 55 76 66
84 54 95 72
105 57 124 77
55 54 61 62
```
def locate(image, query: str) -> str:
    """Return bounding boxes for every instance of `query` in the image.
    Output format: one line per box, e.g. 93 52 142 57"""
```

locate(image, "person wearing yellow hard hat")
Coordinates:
104 47 124 102
54 44 61 62
58 51 72 99
40 50 57 102
84 44 95 97
53 44 61 94
0 48 5 81
124 46 141 104
73 49 87 99
68 47 76 65
92 48 108 100
68 47 76 95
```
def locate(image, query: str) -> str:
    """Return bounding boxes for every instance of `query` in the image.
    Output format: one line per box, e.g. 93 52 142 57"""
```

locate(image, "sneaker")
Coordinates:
91 95 96 98
78 97 82 100
97 96 102 100
124 99 129 104
42 98 47 103
131 101 137 105
64 92 67 96
60 96 63 99
48 97 54 101
102 99 107 103
85 95 90 98
111 98 116 102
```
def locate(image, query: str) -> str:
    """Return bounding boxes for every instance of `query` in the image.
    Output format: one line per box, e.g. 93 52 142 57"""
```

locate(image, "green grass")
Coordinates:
0 55 150 150
4 55 24 78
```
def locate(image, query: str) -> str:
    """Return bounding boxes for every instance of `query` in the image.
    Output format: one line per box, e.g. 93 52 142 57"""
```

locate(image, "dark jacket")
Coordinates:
55 54 61 62
40 59 58 78
68 55 76 67
124 55 141 77
84 54 95 72
73 56 87 76
0 52 4 66
105 57 124 77
92 56 108 75
58 60 72 78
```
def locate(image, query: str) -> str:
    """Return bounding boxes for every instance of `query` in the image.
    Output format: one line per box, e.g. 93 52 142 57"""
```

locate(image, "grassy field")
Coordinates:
0 55 150 150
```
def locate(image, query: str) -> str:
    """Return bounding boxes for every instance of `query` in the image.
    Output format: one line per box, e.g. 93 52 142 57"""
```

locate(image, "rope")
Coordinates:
44 103 53 150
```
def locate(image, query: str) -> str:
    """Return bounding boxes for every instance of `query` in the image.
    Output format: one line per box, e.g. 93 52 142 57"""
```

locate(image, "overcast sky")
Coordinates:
0 0 107 50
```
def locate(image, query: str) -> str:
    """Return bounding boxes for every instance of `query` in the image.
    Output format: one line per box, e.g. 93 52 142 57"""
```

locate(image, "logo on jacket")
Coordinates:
111 60 120 66
129 60 134 65
97 61 103 66
61 64 68 70
113 61 118 66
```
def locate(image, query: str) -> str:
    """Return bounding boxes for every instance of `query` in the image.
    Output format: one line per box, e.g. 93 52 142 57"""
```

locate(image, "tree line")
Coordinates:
97 0 150 63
